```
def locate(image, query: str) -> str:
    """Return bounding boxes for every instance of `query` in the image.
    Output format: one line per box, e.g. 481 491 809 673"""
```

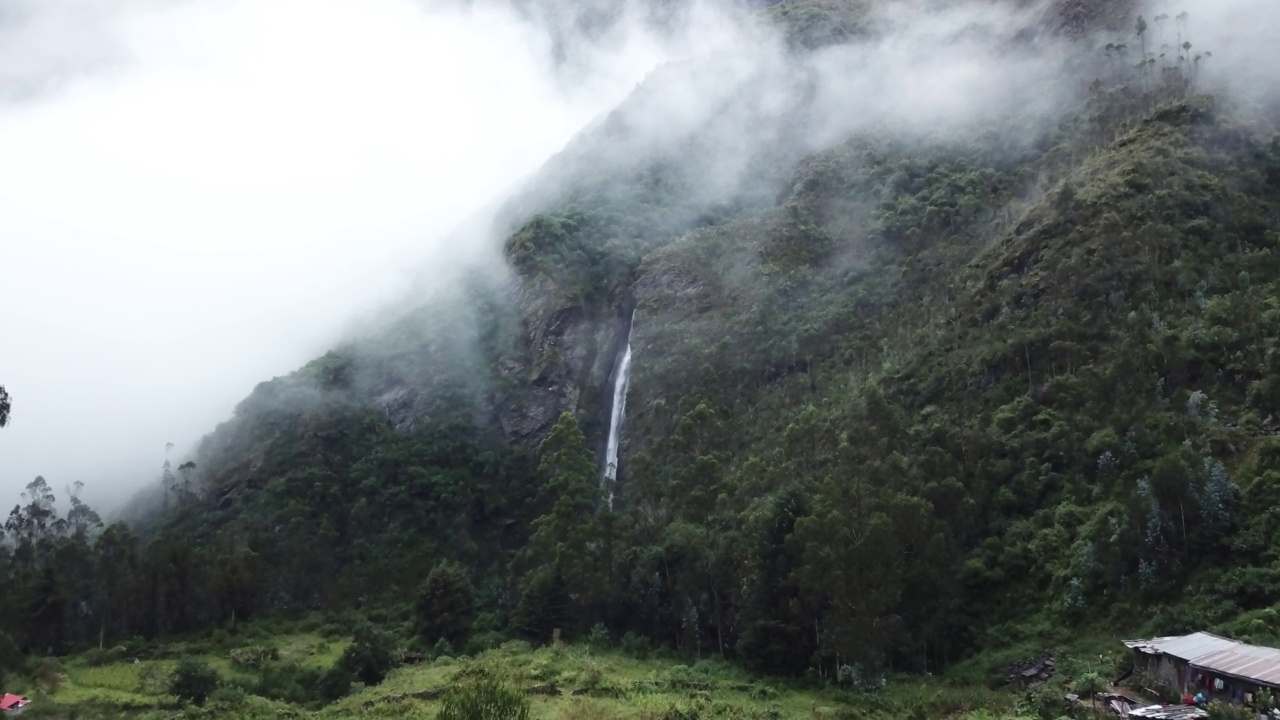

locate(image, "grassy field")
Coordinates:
320 643 1016 720
11 626 1035 719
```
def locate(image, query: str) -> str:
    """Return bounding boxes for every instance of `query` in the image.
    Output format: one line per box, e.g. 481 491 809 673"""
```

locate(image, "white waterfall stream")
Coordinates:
602 316 634 509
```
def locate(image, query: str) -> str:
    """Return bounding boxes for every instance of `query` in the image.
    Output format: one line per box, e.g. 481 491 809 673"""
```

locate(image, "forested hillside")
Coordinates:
3 0 1279 698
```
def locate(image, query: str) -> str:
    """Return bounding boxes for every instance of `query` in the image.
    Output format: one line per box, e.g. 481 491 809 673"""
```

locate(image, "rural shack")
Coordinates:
0 694 29 716
1125 632 1280 702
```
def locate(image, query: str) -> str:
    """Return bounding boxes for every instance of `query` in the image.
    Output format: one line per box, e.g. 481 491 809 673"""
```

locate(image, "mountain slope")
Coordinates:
622 95 1280 668
9 0 1280 687
181 2 1280 662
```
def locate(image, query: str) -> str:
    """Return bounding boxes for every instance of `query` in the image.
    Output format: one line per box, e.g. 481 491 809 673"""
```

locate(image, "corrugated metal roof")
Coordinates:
1128 704 1209 720
1123 632 1238 662
1125 636 1187 653
1191 645 1280 687
1124 632 1280 688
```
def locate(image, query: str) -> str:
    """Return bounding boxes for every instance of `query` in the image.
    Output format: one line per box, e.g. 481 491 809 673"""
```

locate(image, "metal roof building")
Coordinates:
1124 632 1280 689
1128 705 1209 720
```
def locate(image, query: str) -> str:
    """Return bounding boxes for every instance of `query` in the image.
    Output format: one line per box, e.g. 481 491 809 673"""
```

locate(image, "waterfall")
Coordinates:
602 313 634 509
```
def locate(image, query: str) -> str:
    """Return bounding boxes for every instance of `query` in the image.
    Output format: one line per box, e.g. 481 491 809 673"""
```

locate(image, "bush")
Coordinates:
123 635 149 656
749 684 780 701
465 631 507 656
437 673 531 720
137 664 169 694
1207 702 1255 720
230 645 280 669
254 663 324 706
206 684 248 708
587 623 610 648
319 663 352 703
837 663 886 693
666 665 694 685
498 640 533 655
341 622 398 686
169 657 220 706
528 657 560 683
83 646 126 667
576 660 604 692
1023 686 1069 720
31 657 63 695
620 632 650 658
315 620 400 702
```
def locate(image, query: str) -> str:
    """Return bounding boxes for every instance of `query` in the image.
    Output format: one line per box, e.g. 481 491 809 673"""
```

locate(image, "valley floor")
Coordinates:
10 630 1027 719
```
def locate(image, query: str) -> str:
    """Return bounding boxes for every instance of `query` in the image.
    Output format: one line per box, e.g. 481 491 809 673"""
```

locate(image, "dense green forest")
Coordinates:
3 0 1279 711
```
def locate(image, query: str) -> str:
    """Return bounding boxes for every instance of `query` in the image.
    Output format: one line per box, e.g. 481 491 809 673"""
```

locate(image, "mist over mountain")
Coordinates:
3 0 1280 705
0 0 747 511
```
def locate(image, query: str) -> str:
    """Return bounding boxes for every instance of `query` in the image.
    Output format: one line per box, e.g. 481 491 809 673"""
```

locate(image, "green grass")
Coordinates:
57 659 175 706
322 641 1018 719
18 633 1028 719
15 627 352 718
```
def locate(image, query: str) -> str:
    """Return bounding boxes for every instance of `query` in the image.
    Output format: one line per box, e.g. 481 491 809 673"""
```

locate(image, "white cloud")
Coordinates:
0 0 729 510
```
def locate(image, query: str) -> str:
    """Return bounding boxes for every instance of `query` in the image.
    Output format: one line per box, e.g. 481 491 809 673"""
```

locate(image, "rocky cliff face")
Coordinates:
492 273 632 451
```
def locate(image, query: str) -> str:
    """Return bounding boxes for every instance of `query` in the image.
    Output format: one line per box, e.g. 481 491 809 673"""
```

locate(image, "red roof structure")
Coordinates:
0 694 28 712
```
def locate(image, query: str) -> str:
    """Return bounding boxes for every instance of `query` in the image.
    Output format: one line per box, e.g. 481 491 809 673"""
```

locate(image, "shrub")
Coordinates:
498 640 533 656
750 684 780 701
666 664 694 685
465 631 507 656
314 620 401 702
1023 685 1069 720
528 658 559 682
437 673 531 720
31 657 63 695
137 664 169 694
169 657 220 706
837 663 886 693
254 663 324 706
577 660 604 692
230 645 280 669
342 622 398 685
123 635 149 657
1075 672 1106 706
620 632 650 658
587 623 611 648
1207 702 1255 720
83 646 126 667
206 684 248 708
319 663 352 703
